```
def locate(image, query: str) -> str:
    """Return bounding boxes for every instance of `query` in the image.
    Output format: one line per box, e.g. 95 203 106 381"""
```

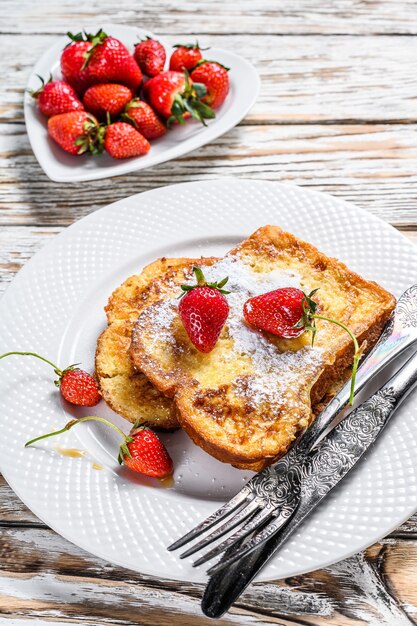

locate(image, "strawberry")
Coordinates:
243 287 362 404
26 417 173 479
82 29 142 91
103 121 150 159
178 267 230 353
60 369 101 406
60 34 93 96
243 287 308 339
48 111 99 155
31 77 84 117
144 70 214 125
121 423 173 477
0 351 101 406
190 61 230 109
134 38 166 77
169 42 204 72
122 99 166 139
83 83 133 121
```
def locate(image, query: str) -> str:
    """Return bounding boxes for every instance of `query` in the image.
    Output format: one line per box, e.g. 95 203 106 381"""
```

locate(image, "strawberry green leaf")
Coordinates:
193 82 207 98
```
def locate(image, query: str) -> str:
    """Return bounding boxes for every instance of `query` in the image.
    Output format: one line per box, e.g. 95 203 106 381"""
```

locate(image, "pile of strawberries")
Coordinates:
31 29 230 160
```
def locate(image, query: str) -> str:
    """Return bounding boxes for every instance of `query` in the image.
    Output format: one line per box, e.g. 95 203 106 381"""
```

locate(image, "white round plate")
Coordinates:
24 24 259 183
1 179 417 583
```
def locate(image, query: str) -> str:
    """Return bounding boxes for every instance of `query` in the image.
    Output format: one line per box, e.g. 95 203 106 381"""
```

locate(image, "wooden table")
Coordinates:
2 1 417 624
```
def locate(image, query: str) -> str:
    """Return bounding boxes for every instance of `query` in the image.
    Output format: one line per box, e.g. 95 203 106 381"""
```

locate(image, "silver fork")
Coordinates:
167 285 417 566
202 345 417 618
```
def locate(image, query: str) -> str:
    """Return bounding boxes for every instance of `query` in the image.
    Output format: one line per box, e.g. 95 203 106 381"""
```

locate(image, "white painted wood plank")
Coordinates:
1 528 416 625
1 0 417 35
2 124 417 227
3 34 417 125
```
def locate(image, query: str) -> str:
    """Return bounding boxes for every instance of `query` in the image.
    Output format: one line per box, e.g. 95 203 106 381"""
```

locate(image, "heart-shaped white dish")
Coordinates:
24 24 260 182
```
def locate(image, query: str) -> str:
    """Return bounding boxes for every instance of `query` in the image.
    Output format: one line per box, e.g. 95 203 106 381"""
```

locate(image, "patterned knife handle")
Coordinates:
202 348 417 618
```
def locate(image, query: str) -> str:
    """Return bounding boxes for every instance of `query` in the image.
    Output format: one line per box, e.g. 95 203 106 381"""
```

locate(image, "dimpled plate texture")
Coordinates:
1 179 417 583
24 24 260 182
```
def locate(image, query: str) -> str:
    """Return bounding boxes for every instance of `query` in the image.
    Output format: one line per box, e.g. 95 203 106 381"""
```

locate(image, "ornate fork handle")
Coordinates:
202 350 417 618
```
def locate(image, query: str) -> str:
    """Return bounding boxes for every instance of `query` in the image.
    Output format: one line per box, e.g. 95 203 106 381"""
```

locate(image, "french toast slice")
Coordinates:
130 226 396 469
95 256 216 429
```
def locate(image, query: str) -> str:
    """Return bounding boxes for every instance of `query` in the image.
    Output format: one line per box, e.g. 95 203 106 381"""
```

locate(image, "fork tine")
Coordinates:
206 507 294 575
180 497 261 559
167 483 254 551
192 505 273 567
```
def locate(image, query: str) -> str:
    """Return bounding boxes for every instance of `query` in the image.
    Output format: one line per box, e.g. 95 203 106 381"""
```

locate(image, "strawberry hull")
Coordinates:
144 70 215 125
190 61 230 109
144 71 187 119
47 111 99 156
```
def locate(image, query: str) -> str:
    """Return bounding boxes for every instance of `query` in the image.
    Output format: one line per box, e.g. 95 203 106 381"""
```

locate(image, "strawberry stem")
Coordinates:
25 415 128 448
0 351 63 377
193 266 206 286
179 266 230 297
311 314 360 406
299 291 361 406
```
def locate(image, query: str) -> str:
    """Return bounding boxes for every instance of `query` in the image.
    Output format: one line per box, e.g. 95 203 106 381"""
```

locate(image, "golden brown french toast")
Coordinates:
130 226 396 469
95 256 216 429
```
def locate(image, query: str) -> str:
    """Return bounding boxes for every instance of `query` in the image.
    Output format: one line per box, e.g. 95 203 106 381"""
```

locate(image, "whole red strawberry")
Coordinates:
26 417 173 479
60 369 101 406
60 33 93 96
169 42 204 72
82 30 142 91
190 61 230 109
83 83 133 120
134 38 166 77
48 111 99 155
144 70 214 125
243 287 308 339
104 121 150 159
0 351 101 406
178 267 230 353
122 99 166 139
243 287 362 404
31 77 84 117
122 424 173 477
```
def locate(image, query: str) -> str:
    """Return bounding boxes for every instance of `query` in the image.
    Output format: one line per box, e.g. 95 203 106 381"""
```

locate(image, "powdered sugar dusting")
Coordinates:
140 298 178 345
203 255 323 407
141 254 323 409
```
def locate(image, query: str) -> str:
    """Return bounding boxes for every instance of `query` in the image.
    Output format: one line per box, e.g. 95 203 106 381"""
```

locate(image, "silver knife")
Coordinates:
169 286 417 563
202 347 417 618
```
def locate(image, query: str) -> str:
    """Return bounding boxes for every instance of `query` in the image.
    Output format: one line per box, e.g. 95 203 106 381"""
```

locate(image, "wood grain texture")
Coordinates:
4 34 417 125
0 526 417 625
1 0 417 35
2 124 417 227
